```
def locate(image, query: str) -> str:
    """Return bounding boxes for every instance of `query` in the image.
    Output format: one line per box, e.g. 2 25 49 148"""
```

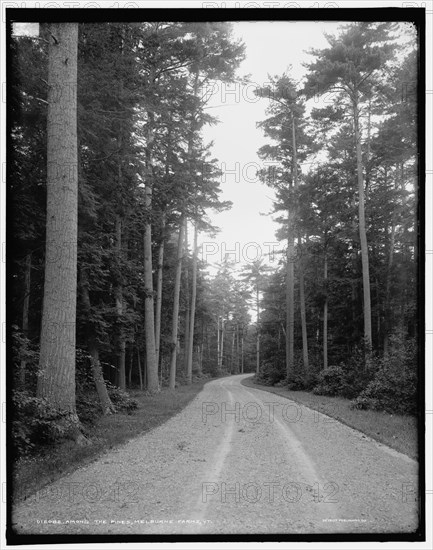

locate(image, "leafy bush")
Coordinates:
351 339 418 415
106 382 139 414
11 325 39 390
256 361 285 386
12 390 69 457
312 365 347 396
284 370 317 391
340 347 377 399
76 391 102 425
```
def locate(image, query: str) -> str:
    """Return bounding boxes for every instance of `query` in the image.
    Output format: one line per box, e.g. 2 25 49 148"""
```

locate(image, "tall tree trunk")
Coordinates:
169 220 185 389
186 222 198 384
128 346 133 387
220 318 225 371
183 220 190 376
231 330 235 374
115 215 126 390
155 212 166 369
183 70 200 377
236 322 240 374
256 283 260 375
137 347 143 390
286 210 295 378
323 251 328 370
383 163 400 356
37 24 83 437
353 95 372 348
241 334 244 373
198 321 204 375
298 236 309 371
217 316 221 372
365 98 372 193
291 114 309 372
20 252 31 386
79 268 115 415
198 345 203 373
143 110 159 393
285 112 301 379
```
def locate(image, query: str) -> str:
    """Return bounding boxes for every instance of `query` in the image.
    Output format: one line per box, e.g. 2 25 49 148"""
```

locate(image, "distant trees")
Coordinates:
255 22 418 412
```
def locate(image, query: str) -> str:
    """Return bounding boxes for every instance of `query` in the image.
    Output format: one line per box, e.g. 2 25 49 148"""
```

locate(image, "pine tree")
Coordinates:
37 23 84 438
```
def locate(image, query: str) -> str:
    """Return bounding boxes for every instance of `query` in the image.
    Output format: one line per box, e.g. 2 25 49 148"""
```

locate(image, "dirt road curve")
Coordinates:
12 374 419 535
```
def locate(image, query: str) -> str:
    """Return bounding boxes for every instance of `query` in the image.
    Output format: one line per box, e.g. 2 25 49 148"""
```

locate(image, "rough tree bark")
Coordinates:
37 24 85 441
115 215 126 390
383 163 401 356
155 212 166 369
143 109 159 392
291 113 309 372
169 220 185 389
286 207 295 378
186 222 198 384
323 251 328 370
353 94 372 348
183 220 190 376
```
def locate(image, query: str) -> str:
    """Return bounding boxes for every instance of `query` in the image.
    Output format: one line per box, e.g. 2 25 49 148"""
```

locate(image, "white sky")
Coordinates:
199 21 343 273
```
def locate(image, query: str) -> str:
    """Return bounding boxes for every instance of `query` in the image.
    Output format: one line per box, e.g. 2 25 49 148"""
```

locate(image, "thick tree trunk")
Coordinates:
353 96 372 348
169 220 185 389
183 220 190 376
186 222 198 384
20 252 31 386
155 212 166 369
143 111 159 393
37 24 84 439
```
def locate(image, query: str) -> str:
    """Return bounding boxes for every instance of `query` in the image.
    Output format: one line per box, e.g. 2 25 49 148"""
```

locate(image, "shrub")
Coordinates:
312 365 347 396
11 325 39 391
256 361 285 386
340 347 377 398
12 390 69 457
76 391 102 425
285 370 316 391
106 382 139 414
351 339 418 415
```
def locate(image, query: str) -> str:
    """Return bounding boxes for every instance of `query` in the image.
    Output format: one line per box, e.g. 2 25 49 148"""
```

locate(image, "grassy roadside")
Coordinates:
241 376 418 460
13 378 209 503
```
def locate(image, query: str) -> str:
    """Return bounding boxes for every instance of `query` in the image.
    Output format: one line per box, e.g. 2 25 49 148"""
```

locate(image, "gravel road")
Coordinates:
12 374 419 535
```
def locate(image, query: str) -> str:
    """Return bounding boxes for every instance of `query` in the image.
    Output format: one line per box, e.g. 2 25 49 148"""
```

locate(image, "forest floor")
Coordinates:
241 376 418 460
13 377 210 504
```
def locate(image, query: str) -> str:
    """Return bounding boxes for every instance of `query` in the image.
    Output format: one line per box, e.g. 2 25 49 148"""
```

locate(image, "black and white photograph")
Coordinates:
2 1 429 546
